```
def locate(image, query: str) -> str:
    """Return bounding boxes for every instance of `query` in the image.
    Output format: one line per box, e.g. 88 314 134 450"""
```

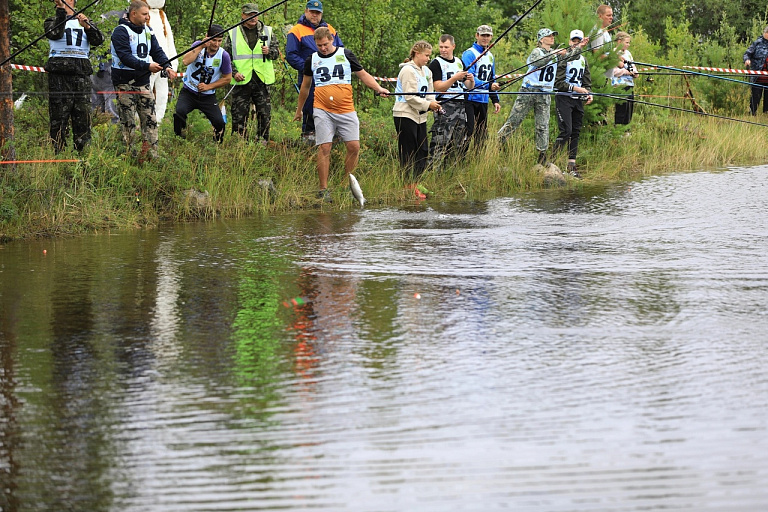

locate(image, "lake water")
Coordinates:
1 167 767 511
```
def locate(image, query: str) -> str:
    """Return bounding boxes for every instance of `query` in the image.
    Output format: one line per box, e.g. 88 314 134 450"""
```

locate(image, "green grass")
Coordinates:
3 96 768 241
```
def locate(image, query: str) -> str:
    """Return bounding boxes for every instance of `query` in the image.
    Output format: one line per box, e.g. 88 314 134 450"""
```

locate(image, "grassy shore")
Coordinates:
2 97 768 242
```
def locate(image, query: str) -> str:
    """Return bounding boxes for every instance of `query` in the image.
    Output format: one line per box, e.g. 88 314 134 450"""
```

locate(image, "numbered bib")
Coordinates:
111 24 153 70
183 47 225 94
48 19 90 59
311 50 352 88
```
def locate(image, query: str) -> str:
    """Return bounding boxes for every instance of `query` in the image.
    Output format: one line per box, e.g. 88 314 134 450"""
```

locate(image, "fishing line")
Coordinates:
593 91 768 128
1 0 102 67
1 159 81 164
142 0 290 81
464 0 546 70
634 60 768 91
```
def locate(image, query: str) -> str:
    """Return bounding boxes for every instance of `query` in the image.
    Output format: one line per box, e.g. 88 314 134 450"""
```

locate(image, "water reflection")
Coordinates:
0 167 767 510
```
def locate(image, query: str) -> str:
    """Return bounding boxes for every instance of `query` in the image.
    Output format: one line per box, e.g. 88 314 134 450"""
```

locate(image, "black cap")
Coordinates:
207 24 225 37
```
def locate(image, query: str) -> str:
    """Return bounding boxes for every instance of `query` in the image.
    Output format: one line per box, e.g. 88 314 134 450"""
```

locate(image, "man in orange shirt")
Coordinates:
294 27 388 201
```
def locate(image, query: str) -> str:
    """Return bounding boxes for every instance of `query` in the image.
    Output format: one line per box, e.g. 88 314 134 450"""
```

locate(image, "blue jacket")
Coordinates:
285 14 343 83
110 16 172 86
744 36 768 83
461 42 499 104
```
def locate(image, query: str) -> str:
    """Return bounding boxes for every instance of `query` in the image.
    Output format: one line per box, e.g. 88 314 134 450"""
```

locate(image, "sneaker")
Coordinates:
416 184 433 197
566 162 581 178
301 132 316 145
316 189 332 203
411 186 427 200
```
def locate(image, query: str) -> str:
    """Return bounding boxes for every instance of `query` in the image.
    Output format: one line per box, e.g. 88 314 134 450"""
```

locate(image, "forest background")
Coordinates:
8 0 768 117
3 0 768 237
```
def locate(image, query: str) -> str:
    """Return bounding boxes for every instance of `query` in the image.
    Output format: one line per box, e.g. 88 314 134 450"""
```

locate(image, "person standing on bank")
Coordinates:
394 41 441 199
111 0 177 160
461 25 501 146
498 28 566 166
611 31 638 126
44 0 104 153
286 0 343 145
588 4 613 59
293 27 389 201
173 25 232 143
225 3 280 143
553 29 592 178
743 26 768 116
427 34 474 170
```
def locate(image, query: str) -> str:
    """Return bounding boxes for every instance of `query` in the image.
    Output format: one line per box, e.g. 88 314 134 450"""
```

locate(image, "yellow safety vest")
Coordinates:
229 25 275 85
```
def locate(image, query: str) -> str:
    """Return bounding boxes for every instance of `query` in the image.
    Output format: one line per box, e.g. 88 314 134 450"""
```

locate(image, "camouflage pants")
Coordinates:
230 76 271 141
498 88 551 152
428 100 467 170
48 73 92 152
115 83 159 157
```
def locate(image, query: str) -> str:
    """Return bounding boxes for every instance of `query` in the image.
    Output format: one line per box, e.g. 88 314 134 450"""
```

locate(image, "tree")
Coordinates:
1 0 14 162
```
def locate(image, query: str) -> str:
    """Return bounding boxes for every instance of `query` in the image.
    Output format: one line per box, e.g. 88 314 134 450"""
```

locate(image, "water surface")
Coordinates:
1 167 767 511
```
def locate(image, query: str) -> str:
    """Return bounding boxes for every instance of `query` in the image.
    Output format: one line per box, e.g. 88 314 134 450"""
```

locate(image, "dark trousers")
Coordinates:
614 87 635 125
465 100 489 145
174 87 226 142
553 95 585 160
230 75 271 140
48 73 92 152
394 116 428 181
749 83 768 115
299 74 316 135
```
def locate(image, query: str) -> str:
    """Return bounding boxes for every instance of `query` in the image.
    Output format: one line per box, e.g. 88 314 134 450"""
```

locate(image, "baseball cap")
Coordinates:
207 24 224 37
537 28 558 40
306 0 323 11
477 25 493 36
242 3 259 14
570 29 584 40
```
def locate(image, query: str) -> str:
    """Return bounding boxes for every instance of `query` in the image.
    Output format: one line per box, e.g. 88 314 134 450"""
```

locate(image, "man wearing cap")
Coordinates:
498 28 568 165
461 24 501 146
553 29 592 178
111 0 177 161
286 0 343 145
224 3 280 142
173 25 232 143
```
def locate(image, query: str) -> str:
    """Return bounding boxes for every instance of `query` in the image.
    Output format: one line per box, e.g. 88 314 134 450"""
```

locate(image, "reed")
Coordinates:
2 99 768 241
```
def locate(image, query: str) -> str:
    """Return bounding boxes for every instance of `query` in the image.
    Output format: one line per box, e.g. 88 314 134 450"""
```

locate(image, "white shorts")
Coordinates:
313 109 360 145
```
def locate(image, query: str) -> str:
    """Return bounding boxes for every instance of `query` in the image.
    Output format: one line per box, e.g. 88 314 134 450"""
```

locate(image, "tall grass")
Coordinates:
3 96 768 241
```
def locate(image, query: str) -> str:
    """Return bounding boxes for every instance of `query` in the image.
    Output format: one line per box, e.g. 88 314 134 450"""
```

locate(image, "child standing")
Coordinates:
612 31 638 126
553 29 592 178
393 40 441 199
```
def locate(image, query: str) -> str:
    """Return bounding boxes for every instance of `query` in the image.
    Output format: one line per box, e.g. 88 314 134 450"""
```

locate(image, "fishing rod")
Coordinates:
593 91 768 128
464 0 546 71
207 0 219 35
496 26 631 94
143 0 290 79
274 28 301 93
634 60 768 91
59 0 100 31
0 0 102 67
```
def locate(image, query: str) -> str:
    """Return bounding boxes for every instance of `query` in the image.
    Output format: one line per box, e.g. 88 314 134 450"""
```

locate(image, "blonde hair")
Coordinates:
408 40 432 61
615 31 630 42
597 4 612 15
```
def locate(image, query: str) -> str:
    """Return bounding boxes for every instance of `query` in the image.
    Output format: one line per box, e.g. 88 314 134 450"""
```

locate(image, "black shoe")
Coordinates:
316 189 332 203
537 151 548 166
566 162 581 178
